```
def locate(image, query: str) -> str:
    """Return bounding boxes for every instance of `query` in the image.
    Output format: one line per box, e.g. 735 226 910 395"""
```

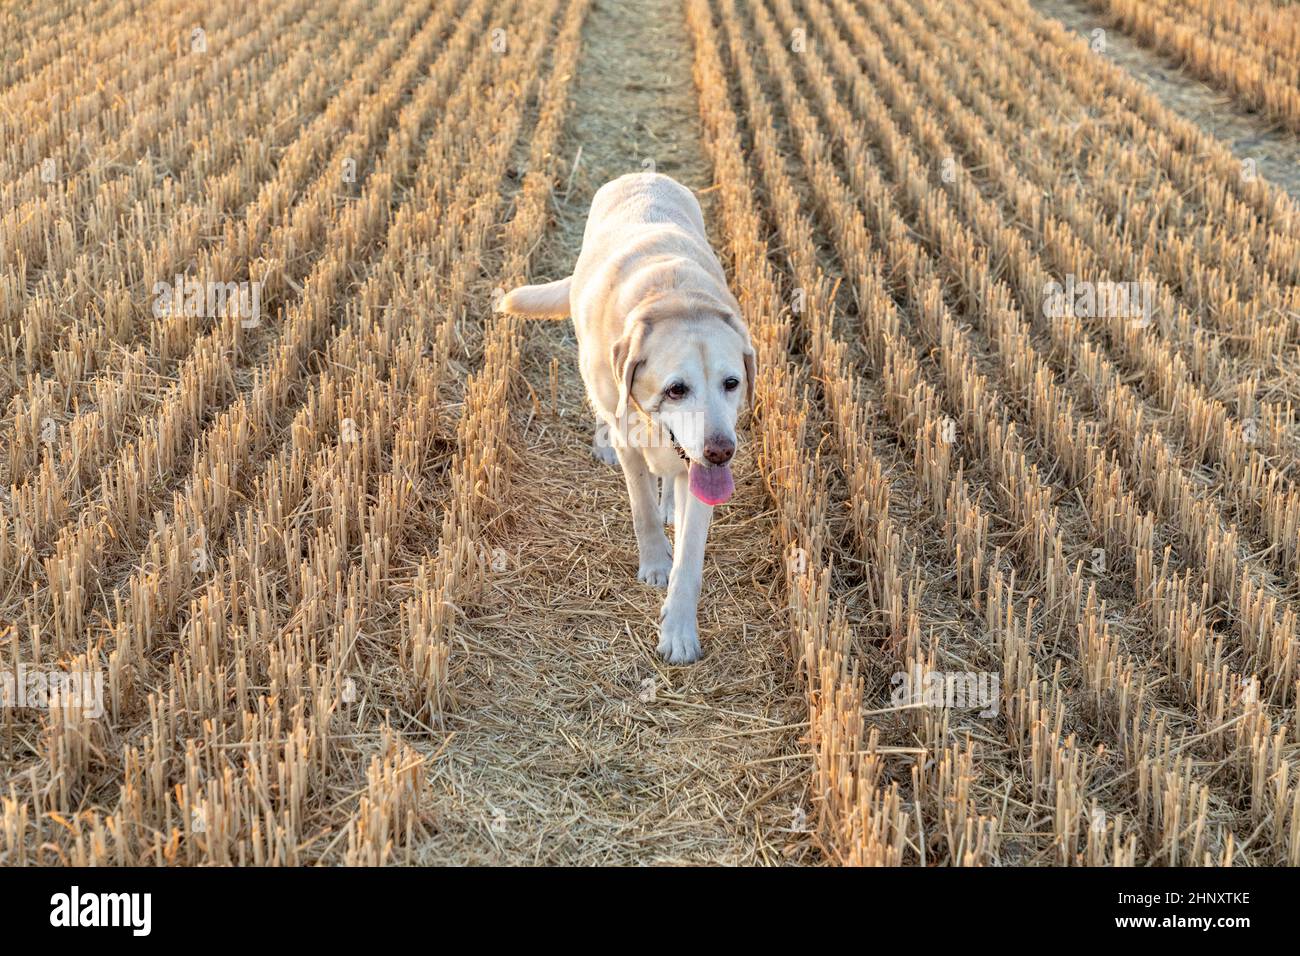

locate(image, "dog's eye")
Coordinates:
723 377 740 392
665 382 689 400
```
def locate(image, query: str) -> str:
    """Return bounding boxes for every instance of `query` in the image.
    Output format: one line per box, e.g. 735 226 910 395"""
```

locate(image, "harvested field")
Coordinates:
1033 0 1300 198
2 0 1299 868
1085 0 1300 132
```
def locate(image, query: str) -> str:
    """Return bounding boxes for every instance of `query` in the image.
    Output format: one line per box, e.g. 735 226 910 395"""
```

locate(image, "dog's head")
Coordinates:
610 293 755 506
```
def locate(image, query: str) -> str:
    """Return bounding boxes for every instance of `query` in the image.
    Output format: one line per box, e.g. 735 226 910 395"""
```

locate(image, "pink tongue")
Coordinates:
689 461 735 505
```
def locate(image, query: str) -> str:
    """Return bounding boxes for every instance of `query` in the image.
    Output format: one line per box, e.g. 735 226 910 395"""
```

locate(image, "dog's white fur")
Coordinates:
497 173 755 663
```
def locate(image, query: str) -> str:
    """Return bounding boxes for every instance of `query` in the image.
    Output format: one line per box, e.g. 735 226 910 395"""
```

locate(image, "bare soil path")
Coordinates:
415 0 812 865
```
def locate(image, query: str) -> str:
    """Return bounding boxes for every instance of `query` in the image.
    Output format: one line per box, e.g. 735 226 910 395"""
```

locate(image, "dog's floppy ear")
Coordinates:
611 322 647 420
743 347 756 409
715 304 756 408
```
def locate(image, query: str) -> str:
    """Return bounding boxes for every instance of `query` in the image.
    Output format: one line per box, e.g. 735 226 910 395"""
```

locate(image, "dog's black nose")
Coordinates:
704 436 735 465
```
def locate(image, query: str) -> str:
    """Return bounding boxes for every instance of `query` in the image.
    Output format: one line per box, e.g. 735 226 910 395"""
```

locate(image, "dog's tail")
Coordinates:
495 276 572 319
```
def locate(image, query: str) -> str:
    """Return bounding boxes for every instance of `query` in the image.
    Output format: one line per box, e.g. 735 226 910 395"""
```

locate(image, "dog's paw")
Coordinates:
637 556 672 588
657 608 701 664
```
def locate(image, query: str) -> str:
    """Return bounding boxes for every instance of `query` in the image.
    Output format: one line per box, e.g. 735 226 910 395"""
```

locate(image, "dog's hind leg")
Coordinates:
660 476 675 526
658 470 710 663
591 420 618 466
614 446 672 588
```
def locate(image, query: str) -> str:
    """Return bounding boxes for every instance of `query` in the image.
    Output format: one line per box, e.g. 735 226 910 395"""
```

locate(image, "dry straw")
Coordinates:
4 0 1300 867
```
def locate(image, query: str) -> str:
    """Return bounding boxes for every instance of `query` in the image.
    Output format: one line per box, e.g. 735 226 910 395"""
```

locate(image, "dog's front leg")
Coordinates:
658 471 710 663
615 446 673 587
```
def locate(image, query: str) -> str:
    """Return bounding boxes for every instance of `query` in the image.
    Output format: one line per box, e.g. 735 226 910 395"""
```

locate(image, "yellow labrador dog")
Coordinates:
497 172 754 663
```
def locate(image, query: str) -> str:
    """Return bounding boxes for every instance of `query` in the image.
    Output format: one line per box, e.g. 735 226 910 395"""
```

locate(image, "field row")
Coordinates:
1092 0 1300 131
1 0 590 865
689 0 1300 864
